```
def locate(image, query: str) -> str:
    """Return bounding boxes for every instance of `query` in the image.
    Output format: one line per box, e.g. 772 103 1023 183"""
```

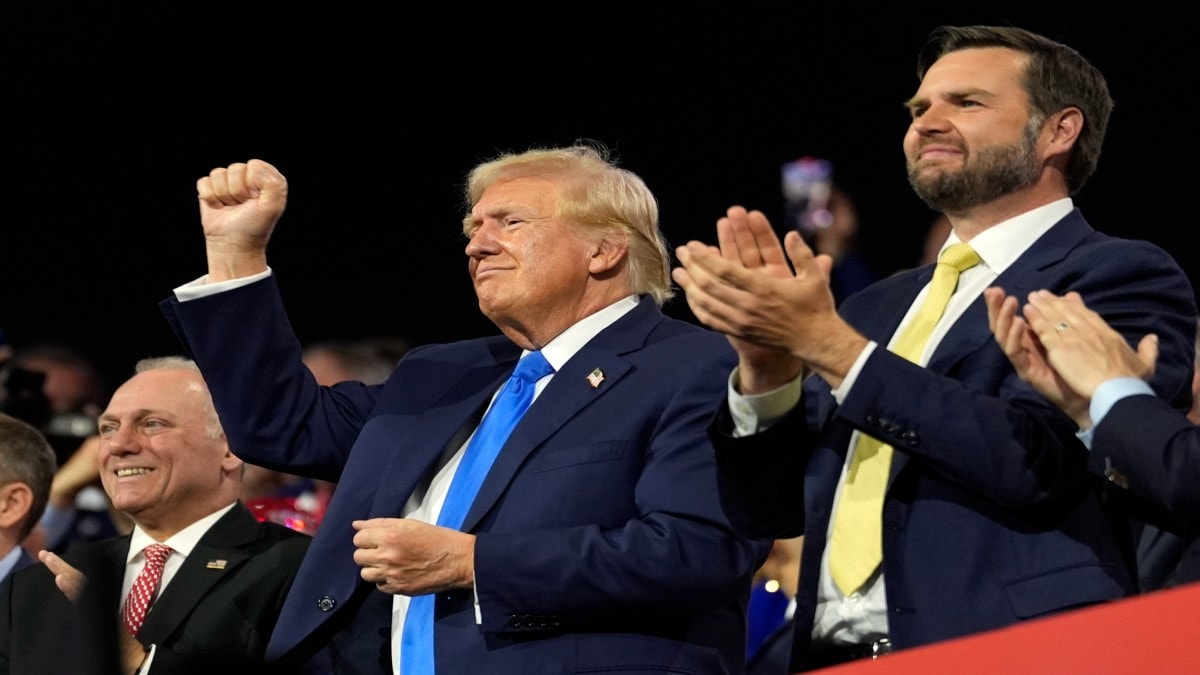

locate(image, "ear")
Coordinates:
587 235 629 276
1043 107 1083 158
0 482 33 529
218 437 244 475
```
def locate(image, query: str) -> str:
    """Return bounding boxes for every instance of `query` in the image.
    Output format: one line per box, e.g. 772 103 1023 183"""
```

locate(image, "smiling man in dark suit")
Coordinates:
0 357 310 674
673 24 1197 672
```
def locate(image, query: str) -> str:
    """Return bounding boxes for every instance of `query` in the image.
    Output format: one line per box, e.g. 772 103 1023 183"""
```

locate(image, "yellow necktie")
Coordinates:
828 242 981 595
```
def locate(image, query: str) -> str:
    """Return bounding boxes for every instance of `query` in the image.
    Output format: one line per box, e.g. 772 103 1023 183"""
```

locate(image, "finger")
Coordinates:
781 230 818 275
983 287 1006 331
1136 334 1159 377
670 265 694 293
1004 316 1033 359
986 291 1016 342
245 159 274 199
675 239 777 336
39 550 64 571
718 207 764 267
1023 293 1064 339
1029 290 1093 338
357 562 381 584
196 176 223 208
206 166 237 205
992 301 1027 359
744 209 790 268
1044 291 1094 329
225 162 252 204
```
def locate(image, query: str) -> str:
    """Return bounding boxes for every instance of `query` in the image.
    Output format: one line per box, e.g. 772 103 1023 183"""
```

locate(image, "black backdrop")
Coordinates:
5 5 1197 392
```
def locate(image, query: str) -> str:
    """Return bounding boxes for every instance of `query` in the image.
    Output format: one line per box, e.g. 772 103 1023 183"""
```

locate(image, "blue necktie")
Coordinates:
399 350 554 674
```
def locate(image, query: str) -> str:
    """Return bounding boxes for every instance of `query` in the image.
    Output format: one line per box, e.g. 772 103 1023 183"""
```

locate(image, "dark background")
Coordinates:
4 5 1196 393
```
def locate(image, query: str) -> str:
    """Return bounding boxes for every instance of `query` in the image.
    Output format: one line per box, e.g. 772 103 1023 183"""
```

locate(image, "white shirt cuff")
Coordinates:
830 341 878 404
173 268 272 301
727 368 804 437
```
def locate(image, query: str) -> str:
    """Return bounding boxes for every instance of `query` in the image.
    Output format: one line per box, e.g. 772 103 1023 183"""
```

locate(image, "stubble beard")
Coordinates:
906 118 1042 213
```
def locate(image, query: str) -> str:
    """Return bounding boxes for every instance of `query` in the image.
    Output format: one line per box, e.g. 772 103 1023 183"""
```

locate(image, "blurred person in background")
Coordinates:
780 157 879 303
242 337 410 535
0 413 57 583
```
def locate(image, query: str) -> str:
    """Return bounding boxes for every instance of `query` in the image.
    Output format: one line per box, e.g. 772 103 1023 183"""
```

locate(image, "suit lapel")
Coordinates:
460 298 660 532
890 211 1094 481
929 210 1094 374
368 354 518 517
136 505 257 644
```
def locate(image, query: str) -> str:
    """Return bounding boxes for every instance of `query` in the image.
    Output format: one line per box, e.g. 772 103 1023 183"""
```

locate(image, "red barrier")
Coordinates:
818 582 1200 673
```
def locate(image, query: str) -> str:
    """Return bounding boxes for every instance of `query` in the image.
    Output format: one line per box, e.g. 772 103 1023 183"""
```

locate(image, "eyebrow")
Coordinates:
904 87 994 111
97 408 159 424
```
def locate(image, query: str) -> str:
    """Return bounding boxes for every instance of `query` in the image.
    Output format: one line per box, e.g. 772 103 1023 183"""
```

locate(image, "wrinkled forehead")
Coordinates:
469 176 565 221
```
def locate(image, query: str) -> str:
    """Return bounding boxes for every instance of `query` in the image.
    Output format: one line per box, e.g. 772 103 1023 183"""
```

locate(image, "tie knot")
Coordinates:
513 350 554 384
144 543 172 565
938 242 981 273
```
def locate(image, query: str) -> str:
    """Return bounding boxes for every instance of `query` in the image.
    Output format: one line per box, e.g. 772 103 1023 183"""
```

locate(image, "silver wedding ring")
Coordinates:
1054 322 1069 333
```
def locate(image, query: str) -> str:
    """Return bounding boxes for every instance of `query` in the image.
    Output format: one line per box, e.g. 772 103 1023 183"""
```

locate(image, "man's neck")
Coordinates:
496 288 637 350
946 185 1069 242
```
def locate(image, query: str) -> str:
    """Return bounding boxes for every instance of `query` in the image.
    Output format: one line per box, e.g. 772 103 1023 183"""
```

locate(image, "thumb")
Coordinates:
1136 334 1159 379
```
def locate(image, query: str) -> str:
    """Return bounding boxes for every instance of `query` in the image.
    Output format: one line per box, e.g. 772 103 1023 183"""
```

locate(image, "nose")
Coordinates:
910 102 952 136
465 220 500 259
102 426 141 457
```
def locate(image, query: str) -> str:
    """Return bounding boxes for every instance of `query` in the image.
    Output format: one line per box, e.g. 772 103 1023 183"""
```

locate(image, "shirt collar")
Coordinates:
126 501 238 562
941 198 1073 277
535 295 640 370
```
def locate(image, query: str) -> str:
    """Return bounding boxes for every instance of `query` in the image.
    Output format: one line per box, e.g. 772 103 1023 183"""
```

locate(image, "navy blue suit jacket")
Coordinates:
712 209 1197 672
1098 395 1200 521
162 282 769 674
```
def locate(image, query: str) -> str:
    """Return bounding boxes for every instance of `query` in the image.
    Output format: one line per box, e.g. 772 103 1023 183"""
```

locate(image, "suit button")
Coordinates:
1104 457 1130 490
317 596 336 612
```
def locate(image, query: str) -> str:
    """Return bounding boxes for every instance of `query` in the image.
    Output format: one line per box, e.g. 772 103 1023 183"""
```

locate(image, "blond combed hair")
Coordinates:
464 142 675 306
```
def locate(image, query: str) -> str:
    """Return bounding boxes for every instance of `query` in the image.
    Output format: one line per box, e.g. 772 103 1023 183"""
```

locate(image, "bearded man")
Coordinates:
672 24 1197 672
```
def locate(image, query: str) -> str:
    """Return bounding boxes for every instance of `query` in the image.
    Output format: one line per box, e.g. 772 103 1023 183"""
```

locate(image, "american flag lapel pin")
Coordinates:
206 560 228 570
586 367 605 389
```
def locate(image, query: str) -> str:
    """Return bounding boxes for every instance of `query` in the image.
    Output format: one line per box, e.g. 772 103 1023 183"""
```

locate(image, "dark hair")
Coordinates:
916 25 1113 195
0 413 57 540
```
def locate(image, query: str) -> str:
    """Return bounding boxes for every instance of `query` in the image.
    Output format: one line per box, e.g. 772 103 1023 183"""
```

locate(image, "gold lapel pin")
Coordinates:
206 560 228 570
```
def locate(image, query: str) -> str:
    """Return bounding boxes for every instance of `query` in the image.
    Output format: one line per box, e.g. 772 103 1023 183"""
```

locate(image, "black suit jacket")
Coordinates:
0 502 311 675
3 549 35 581
712 209 1197 672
